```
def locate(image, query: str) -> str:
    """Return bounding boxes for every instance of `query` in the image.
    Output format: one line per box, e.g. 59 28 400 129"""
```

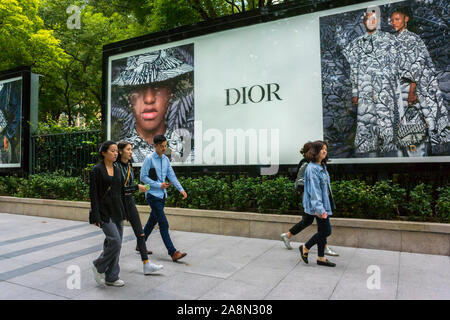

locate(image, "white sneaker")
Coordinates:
280 233 292 250
92 263 105 286
144 262 164 275
325 246 339 256
105 279 125 287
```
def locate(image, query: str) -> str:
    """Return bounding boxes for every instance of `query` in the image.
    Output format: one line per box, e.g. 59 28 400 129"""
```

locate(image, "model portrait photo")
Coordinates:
0 78 22 167
109 43 194 164
320 0 449 160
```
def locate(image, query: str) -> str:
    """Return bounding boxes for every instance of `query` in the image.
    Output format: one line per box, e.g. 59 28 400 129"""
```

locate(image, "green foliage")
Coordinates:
0 173 447 222
435 186 450 221
255 176 298 214
33 119 100 135
0 175 22 196
0 0 69 75
371 180 406 219
2 172 89 201
405 183 433 219
331 179 368 218
231 177 259 210
166 175 231 210
331 180 406 220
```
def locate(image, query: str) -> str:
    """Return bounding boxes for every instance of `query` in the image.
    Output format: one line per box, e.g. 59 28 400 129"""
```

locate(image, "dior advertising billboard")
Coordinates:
105 0 450 166
0 77 22 168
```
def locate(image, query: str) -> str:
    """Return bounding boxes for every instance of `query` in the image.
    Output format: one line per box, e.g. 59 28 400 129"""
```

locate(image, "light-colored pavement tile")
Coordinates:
0 213 449 300
0 281 68 300
200 279 269 300
264 271 340 300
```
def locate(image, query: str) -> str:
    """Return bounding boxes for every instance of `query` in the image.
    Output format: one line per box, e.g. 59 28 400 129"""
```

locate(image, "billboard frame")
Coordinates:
0 66 35 175
101 0 449 176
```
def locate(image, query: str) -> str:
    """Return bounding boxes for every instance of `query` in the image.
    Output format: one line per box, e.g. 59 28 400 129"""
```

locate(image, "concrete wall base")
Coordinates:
1 196 448 256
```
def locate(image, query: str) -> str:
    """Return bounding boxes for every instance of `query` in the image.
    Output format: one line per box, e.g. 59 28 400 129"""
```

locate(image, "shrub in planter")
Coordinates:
331 180 368 218
231 177 259 211
14 172 89 201
163 176 231 210
255 176 298 214
435 186 450 221
405 183 433 219
369 180 406 220
0 176 23 196
331 180 405 220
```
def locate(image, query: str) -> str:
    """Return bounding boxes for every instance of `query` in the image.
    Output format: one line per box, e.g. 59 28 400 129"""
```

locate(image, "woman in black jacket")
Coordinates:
89 141 126 287
116 140 163 275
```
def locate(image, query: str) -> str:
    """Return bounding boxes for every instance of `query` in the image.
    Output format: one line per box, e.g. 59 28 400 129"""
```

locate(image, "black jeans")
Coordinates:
124 195 148 261
289 213 328 246
304 216 332 257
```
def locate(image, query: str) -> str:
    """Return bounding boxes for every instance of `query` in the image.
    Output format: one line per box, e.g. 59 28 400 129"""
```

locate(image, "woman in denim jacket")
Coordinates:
299 140 337 267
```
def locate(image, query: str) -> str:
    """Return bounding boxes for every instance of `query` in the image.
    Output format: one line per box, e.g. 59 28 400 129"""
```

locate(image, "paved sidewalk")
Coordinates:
0 212 449 300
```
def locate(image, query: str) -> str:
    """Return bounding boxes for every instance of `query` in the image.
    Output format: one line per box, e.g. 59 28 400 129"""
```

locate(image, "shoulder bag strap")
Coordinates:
124 163 131 187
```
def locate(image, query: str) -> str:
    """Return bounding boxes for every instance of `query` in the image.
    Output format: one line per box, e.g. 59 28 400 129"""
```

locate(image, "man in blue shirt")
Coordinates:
140 135 188 262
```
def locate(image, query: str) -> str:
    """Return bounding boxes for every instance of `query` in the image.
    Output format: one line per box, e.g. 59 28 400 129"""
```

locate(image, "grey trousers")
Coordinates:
93 218 123 283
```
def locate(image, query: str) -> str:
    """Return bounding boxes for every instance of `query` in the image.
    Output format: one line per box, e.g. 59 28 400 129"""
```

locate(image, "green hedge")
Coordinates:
0 173 448 222
0 172 88 202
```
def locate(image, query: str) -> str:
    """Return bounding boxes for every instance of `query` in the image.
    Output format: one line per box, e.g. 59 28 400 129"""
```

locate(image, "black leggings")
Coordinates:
124 195 148 261
305 216 332 257
289 213 328 246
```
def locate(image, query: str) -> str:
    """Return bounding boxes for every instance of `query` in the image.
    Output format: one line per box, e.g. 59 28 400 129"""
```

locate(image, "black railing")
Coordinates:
31 130 101 175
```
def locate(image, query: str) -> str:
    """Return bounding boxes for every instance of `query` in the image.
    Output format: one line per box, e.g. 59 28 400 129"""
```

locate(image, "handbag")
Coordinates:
396 105 429 151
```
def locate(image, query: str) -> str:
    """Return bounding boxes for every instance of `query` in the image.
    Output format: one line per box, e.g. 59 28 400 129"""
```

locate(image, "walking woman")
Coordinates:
116 141 163 275
299 140 337 267
280 142 339 257
90 141 126 286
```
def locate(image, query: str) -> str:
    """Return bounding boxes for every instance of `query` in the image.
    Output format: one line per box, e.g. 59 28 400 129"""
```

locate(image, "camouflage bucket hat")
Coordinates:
112 47 193 86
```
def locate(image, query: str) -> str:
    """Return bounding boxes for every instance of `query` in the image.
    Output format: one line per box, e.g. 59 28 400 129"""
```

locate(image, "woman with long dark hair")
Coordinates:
89 141 126 286
299 140 337 267
116 141 163 275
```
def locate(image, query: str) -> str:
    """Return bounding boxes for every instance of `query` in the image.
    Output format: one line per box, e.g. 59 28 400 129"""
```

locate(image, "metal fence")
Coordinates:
31 130 101 175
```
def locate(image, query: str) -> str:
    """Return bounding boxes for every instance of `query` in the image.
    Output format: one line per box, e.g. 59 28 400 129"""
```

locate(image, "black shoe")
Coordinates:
317 259 336 267
299 245 309 264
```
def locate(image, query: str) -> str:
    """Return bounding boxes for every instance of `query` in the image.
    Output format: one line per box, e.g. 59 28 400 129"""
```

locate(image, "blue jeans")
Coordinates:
143 193 176 257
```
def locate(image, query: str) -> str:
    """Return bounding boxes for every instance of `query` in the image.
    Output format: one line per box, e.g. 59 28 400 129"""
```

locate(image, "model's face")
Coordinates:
102 144 118 162
390 12 408 32
131 86 171 133
154 141 167 156
364 12 378 32
120 144 132 162
318 145 328 162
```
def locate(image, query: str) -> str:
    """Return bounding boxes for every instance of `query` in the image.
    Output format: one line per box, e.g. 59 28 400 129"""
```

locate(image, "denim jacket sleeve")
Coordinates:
308 167 326 214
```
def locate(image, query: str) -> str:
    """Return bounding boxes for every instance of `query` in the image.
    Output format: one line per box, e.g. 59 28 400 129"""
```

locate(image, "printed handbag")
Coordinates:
396 105 429 150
